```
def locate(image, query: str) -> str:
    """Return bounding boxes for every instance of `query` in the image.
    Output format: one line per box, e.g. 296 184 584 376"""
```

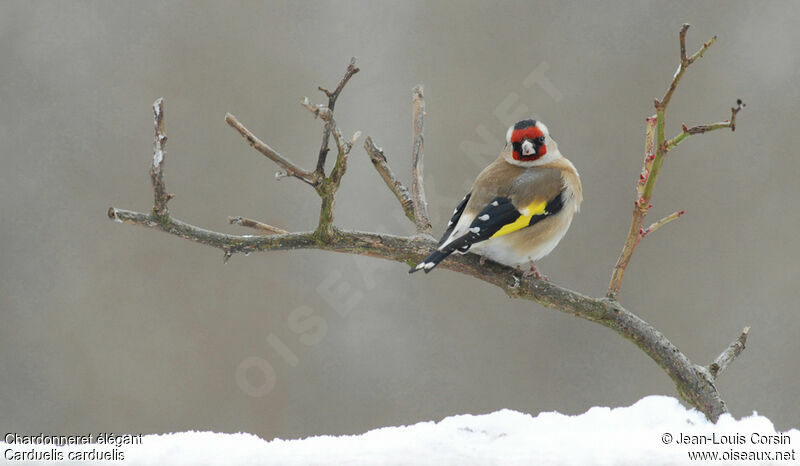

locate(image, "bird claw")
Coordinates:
522 263 547 281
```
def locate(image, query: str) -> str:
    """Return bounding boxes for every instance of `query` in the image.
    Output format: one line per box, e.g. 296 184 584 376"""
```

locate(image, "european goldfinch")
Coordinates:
410 118 582 277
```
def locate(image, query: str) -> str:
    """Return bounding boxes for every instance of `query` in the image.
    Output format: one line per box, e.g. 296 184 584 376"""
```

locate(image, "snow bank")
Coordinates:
3 396 797 465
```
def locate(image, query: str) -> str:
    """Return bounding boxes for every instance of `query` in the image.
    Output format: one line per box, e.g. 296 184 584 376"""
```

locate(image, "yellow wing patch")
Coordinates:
490 199 547 238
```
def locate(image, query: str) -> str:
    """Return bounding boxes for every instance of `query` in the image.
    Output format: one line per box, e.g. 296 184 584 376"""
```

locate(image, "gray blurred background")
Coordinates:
2 1 798 440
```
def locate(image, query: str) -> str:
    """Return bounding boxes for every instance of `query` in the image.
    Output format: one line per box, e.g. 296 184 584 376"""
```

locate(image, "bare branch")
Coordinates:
229 216 288 235
318 57 360 103
679 23 689 63
659 24 716 110
149 98 172 216
709 326 751 379
364 136 416 223
636 116 658 198
642 210 685 237
686 33 717 65
107 200 732 422
411 85 432 235
110 31 750 423
296 59 361 241
666 100 746 151
307 112 356 238
608 24 734 299
300 96 330 120
225 113 317 186
314 57 360 175
300 97 359 176
648 24 717 200
329 119 354 185
300 97 354 186
609 117 656 297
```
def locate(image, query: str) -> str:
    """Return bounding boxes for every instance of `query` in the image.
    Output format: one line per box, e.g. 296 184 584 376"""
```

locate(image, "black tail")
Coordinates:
409 249 453 274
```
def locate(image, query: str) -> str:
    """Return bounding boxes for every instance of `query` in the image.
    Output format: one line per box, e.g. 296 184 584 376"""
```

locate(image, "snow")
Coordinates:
2 396 797 465
110 209 123 224
152 149 163 169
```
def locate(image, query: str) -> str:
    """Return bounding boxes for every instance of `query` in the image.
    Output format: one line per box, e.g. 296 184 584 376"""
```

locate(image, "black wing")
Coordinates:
410 190 565 274
528 188 565 229
436 193 471 247
410 196 521 273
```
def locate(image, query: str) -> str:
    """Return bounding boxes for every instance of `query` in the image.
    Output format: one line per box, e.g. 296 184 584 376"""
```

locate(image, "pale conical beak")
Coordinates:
521 140 535 156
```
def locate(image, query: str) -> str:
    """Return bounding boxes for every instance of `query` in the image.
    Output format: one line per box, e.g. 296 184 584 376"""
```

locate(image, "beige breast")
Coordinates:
468 155 582 267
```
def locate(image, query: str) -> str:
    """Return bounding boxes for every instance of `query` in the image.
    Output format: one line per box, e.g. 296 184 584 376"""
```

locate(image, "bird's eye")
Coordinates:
536 136 545 144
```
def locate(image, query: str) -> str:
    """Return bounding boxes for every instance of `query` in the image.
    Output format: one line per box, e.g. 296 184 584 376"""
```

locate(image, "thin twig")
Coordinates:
225 113 317 186
229 216 288 235
411 85 432 235
607 24 731 299
666 100 745 150
660 24 716 110
364 136 416 223
709 327 751 379
301 97 359 152
609 117 657 297
300 97 330 120
650 24 716 200
679 24 689 63
642 210 685 237
314 57 360 175
636 116 658 198
150 98 172 216
329 120 360 186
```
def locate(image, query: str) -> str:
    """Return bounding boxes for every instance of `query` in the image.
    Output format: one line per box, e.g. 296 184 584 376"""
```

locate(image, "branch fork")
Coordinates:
109 28 751 423
608 24 745 299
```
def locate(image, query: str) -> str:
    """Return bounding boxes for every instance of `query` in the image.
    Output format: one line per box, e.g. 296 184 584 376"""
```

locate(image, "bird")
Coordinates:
410 118 582 278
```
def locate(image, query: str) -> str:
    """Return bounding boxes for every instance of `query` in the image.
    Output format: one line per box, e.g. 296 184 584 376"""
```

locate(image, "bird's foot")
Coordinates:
479 256 487 266
522 262 547 281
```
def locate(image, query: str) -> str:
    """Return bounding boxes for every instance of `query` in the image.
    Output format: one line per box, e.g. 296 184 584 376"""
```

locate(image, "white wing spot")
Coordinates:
478 214 489 221
491 201 499 206
423 262 435 270
469 227 480 234
447 220 453 226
